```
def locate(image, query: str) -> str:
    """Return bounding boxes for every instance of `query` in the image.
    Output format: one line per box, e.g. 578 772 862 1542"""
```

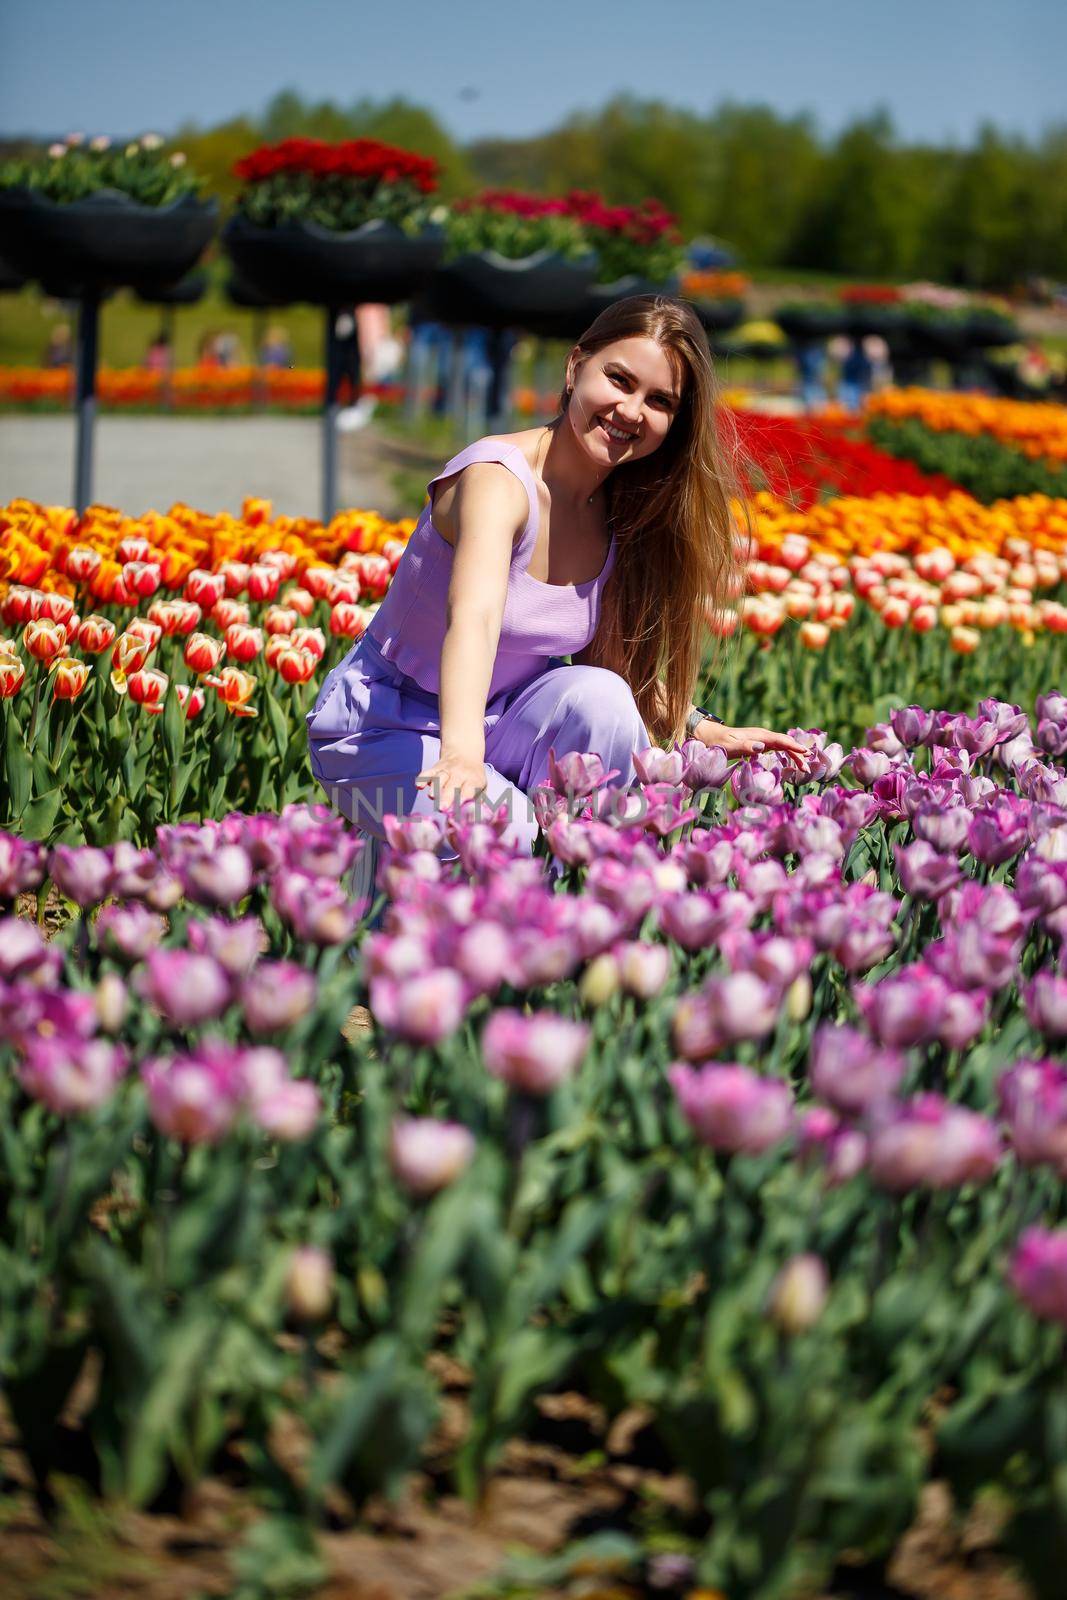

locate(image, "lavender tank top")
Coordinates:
365 437 616 698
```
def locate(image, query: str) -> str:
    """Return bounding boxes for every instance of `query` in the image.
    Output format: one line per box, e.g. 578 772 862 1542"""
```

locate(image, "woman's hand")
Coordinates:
695 719 809 766
415 751 488 811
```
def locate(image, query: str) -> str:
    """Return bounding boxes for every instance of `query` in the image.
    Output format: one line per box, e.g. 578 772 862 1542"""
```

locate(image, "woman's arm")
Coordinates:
414 463 527 809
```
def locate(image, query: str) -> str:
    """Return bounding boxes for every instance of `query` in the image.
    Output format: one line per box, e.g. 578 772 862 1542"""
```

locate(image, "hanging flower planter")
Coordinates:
222 213 444 308
419 246 598 332
0 188 217 298
689 296 746 336
966 308 1019 350
775 305 848 342
134 270 208 308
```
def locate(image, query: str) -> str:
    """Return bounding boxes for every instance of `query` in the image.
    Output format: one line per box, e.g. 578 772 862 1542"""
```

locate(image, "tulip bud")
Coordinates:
285 1245 333 1322
578 951 621 1007
785 973 812 1022
95 972 129 1033
768 1254 829 1334
389 1118 475 1197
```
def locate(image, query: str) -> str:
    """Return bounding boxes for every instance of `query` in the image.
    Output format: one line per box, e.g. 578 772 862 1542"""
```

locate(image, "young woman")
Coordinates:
306 295 805 878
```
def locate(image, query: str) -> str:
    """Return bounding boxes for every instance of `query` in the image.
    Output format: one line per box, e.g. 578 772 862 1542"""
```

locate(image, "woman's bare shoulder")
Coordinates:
430 449 529 544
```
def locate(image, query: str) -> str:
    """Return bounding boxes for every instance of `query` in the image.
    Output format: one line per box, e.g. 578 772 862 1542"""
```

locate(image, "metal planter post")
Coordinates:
73 291 101 515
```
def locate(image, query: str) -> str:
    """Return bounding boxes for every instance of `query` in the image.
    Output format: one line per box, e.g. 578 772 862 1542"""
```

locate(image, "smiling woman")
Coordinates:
305 294 805 873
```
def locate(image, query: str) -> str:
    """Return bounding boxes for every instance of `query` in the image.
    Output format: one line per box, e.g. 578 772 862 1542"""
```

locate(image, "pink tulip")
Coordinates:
49 844 113 907
482 1009 590 1095
95 903 167 962
142 1043 243 1143
253 1080 321 1141
240 961 317 1035
669 1061 793 1155
1024 973 1067 1040
369 967 467 1044
614 941 671 999
390 1118 476 1195
999 1058 1067 1176
809 1023 907 1117
0 917 61 983
187 915 266 977
867 1095 1001 1191
19 1035 128 1114
1010 1227 1067 1326
137 949 232 1027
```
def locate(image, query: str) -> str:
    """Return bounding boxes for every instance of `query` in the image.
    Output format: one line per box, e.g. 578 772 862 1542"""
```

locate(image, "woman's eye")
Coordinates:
609 372 627 387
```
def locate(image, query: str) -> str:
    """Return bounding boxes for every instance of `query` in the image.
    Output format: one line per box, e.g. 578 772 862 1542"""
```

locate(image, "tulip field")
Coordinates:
2 398 1067 1599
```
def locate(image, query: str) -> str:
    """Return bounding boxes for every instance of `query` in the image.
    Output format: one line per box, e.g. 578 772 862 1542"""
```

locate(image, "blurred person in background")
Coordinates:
196 330 222 368
838 337 874 412
144 329 172 374
259 323 294 369
42 322 73 368
795 340 827 411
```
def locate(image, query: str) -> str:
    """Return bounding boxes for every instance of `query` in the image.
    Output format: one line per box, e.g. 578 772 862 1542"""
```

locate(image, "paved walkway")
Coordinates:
0 414 405 519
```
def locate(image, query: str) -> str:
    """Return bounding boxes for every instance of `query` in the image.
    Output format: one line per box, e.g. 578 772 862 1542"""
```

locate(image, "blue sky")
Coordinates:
1 0 1062 145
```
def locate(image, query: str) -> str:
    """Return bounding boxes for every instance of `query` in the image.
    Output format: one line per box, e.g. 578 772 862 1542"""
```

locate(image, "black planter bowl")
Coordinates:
841 305 906 341
135 270 208 308
520 273 684 343
0 187 218 298
223 214 444 308
966 310 1019 350
775 305 847 342
905 312 974 357
225 270 292 311
0 252 26 293
417 248 599 335
687 297 745 336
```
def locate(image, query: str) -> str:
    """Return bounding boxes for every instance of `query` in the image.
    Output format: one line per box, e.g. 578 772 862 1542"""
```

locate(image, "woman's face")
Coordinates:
565 335 683 470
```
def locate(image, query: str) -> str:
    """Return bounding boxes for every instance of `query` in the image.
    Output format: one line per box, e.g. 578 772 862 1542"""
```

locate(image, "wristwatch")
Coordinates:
685 705 724 737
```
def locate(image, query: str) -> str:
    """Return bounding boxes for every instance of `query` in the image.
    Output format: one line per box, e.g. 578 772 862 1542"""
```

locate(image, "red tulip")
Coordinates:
127 667 168 707
329 602 364 638
225 623 264 662
52 658 90 700
24 618 68 663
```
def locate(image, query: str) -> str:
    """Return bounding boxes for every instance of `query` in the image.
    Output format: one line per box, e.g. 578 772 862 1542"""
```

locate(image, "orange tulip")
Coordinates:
950 625 981 654
799 621 830 650
204 666 258 717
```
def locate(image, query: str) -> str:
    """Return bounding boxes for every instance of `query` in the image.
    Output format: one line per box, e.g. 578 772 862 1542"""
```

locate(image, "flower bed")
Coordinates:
1 693 1066 1593
0 365 404 413
865 389 1067 504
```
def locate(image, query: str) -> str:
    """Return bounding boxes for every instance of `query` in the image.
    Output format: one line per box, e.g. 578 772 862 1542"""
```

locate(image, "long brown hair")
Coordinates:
552 295 744 744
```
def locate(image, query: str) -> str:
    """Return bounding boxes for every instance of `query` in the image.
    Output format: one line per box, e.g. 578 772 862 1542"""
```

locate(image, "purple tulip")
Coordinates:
369 967 467 1044
19 1034 128 1114
894 841 961 901
453 921 513 996
49 845 113 908
658 888 753 952
614 940 671 999
721 930 814 989
137 949 232 1027
865 722 907 759
546 815 595 867
890 706 936 748
848 748 894 788
142 1042 244 1143
383 813 445 854
912 804 971 854
389 1118 476 1195
871 770 911 822
108 841 164 901
181 843 254 909
809 1023 907 1116
94 902 167 962
1010 1227 1067 1326
680 740 729 791
272 870 361 945
634 747 685 786
925 927 1019 993
938 987 988 1050
853 969 951 1049
283 819 358 880
702 971 783 1045
735 858 790 911
797 1106 868 1185
730 758 784 808
482 1009 590 1095
668 1062 793 1155
187 915 265 977
1 984 97 1051
867 1095 1001 1191
240 960 317 1035
0 832 46 900
999 1058 1067 1176
967 801 1030 866
0 917 61 984
253 1080 321 1141
547 749 613 798
1024 973 1067 1039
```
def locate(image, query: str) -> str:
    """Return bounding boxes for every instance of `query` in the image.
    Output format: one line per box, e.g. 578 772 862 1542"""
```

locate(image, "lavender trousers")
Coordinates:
306 631 650 856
